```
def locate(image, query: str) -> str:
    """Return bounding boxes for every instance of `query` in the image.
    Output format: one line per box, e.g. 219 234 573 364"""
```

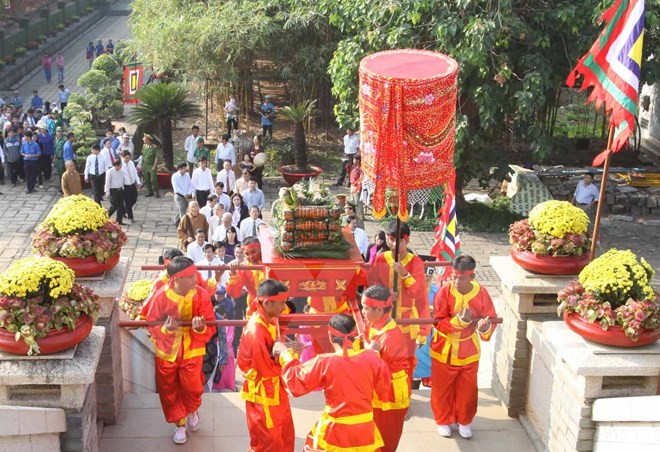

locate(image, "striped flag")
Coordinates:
430 173 461 274
566 0 645 166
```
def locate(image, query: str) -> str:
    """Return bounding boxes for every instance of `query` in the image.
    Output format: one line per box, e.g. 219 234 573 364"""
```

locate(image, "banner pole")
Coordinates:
589 125 614 261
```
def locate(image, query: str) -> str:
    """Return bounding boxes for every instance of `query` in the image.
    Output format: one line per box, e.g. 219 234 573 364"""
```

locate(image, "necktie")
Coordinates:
252 220 257 237
109 149 115 164
226 172 230 194
94 156 99 175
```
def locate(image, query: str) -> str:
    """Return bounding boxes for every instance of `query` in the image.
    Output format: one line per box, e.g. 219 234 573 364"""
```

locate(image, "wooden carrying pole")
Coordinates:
589 125 615 261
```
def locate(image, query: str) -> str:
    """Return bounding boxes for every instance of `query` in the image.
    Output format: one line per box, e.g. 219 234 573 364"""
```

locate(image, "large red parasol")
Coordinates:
359 49 458 221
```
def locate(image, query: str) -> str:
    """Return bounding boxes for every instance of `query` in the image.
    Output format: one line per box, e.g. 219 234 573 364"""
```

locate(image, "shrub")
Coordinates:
0 60 5 71
3 55 16 65
56 24 65 31
15 47 27 56
37 34 47 43
27 41 38 50
71 15 80 22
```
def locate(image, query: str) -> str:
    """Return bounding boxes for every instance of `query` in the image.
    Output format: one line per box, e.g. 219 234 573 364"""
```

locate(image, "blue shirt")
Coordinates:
38 132 55 156
95 44 104 56
31 96 43 109
11 96 23 108
63 140 75 161
260 102 275 126
21 141 41 161
58 89 71 103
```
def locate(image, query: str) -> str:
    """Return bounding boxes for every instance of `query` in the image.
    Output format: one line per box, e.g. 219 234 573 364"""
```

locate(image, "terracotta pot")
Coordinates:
278 165 323 187
51 252 120 277
157 172 173 189
510 248 590 275
563 311 659 347
0 314 94 355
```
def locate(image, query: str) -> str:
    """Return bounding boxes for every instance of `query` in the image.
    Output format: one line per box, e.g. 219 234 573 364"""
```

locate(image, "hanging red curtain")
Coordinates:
359 49 458 221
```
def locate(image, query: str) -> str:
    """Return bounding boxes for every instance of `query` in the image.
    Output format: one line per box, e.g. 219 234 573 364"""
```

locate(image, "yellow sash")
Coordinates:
311 405 384 452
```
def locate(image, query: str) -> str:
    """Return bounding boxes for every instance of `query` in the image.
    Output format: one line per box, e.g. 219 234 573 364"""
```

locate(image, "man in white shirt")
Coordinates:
84 144 109 205
207 203 226 239
212 212 242 243
234 168 251 195
348 215 369 258
121 150 141 224
214 182 232 210
241 178 265 210
104 159 128 225
239 206 266 239
216 160 236 195
215 134 236 170
117 133 134 156
100 138 118 169
571 172 600 212
196 243 224 284
200 194 218 220
186 229 209 263
171 162 194 227
336 128 360 186
191 157 215 208
184 125 200 169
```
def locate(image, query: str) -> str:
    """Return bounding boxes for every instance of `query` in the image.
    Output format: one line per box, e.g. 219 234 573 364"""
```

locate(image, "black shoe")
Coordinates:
146 193 154 197
118 222 125 225
155 192 160 198
12 184 17 188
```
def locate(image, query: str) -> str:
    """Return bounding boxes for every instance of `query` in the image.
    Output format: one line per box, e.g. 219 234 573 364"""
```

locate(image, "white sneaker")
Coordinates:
172 426 187 444
458 423 472 439
437 424 452 437
187 411 200 432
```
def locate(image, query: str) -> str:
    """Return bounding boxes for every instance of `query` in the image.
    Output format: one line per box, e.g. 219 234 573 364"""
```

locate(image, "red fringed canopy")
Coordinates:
359 49 458 221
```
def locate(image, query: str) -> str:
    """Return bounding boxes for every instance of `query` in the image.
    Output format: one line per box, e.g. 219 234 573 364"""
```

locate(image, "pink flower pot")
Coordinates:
510 248 590 275
563 311 659 347
51 252 120 277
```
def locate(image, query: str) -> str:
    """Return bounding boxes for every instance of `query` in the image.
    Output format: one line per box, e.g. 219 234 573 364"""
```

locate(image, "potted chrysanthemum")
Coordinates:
557 249 658 347
119 280 152 319
32 195 127 277
509 200 591 274
0 257 100 355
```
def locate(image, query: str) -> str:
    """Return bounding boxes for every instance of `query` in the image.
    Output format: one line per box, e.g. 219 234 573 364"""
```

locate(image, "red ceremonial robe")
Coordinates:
368 251 429 377
142 285 216 424
237 307 294 452
366 317 411 452
226 264 265 317
281 348 392 451
430 281 496 426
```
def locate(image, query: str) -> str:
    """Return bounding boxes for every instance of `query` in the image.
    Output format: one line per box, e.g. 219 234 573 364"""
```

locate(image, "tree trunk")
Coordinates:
293 121 308 172
161 119 174 171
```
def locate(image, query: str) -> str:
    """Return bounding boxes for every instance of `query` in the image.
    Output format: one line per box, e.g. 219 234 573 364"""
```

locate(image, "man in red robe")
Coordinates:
237 279 302 452
361 284 411 452
280 313 392 451
226 237 266 317
430 255 497 439
367 222 430 375
140 257 217 445
148 248 217 300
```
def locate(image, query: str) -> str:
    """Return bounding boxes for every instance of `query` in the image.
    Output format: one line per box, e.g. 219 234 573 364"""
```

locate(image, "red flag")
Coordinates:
123 63 143 105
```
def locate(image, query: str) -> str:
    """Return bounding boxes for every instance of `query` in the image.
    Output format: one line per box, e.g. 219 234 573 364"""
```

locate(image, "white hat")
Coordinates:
37 119 49 130
122 133 129 138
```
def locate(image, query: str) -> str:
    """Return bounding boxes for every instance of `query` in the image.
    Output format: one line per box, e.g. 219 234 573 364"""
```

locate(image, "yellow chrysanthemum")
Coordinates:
126 280 152 302
528 200 589 238
0 257 75 299
43 195 109 235
579 249 655 306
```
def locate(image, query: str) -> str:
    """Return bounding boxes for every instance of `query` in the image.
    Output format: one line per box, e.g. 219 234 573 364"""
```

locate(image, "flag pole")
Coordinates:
589 125 615 261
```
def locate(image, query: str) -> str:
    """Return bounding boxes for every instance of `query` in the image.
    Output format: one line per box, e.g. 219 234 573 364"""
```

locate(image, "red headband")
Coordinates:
257 293 288 303
328 325 356 358
453 269 475 276
362 296 392 309
170 264 197 279
242 242 261 251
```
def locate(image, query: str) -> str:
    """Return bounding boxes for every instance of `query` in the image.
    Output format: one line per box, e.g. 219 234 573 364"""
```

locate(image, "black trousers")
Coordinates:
261 124 272 137
108 188 125 223
89 173 106 205
227 116 238 135
195 189 210 208
6 161 20 185
337 154 355 185
123 184 138 220
17 155 25 179
39 153 52 182
24 159 39 192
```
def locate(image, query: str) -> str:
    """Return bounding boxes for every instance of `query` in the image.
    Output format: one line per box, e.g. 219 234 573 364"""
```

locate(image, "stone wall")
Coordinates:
0 405 66 451
592 395 660 452
539 174 660 217
94 297 123 425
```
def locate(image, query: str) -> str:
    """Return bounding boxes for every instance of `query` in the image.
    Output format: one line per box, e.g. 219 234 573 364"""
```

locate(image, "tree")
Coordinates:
279 99 317 172
77 69 123 127
129 83 202 170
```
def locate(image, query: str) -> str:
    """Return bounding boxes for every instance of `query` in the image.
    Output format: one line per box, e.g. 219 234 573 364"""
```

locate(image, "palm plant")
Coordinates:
129 83 201 170
279 99 317 173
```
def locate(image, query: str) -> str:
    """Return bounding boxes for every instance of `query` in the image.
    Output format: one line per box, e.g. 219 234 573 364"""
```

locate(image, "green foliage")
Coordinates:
77 69 123 126
91 54 121 82
15 47 26 56
279 99 317 172
461 197 524 233
130 83 202 169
